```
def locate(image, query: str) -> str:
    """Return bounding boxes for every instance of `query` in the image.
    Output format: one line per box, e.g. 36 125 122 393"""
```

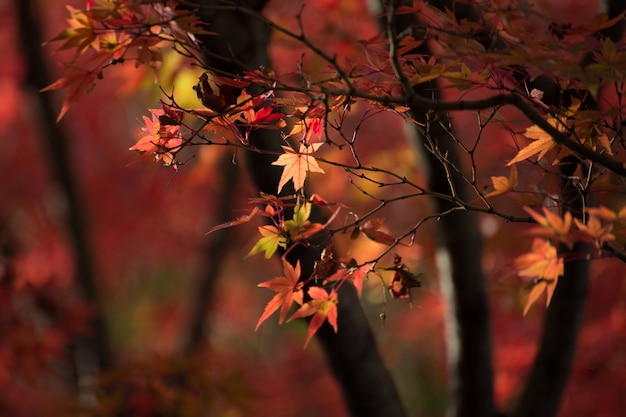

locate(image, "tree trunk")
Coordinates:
190 2 408 416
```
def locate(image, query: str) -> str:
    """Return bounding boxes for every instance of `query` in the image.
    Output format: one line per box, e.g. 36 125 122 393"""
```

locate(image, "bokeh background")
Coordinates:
1 0 624 416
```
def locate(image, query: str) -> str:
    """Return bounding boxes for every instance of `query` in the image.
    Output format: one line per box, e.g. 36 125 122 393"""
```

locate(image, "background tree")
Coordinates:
3 0 626 417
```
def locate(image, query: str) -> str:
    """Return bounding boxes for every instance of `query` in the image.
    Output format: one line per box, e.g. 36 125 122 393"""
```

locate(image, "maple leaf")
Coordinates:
129 109 183 167
508 100 582 166
359 218 402 246
289 116 323 144
287 100 343 144
514 238 563 315
237 90 285 127
523 278 557 316
284 201 323 241
41 62 100 121
515 238 563 281
51 6 98 55
484 165 518 198
574 215 615 248
507 123 557 166
289 287 338 347
256 259 304 330
524 206 573 247
585 205 626 223
272 143 325 194
314 247 371 296
344 264 371 296
98 30 131 60
247 225 287 259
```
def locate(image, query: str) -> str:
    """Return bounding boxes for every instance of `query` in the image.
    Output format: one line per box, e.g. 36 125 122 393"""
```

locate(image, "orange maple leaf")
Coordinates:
507 123 556 166
323 262 372 296
508 100 581 166
574 215 615 248
484 165 518 198
515 238 564 281
585 205 626 223
272 143 325 194
523 278 556 316
524 206 573 246
256 259 304 330
514 238 563 315
289 287 338 347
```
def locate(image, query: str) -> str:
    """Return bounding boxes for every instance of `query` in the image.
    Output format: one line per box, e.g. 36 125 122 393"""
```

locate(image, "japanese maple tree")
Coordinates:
8 0 626 416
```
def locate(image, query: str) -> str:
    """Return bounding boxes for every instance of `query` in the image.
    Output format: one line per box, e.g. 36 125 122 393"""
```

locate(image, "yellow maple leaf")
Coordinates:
508 100 582 166
484 165 518 198
247 225 287 259
507 123 557 166
272 143 325 194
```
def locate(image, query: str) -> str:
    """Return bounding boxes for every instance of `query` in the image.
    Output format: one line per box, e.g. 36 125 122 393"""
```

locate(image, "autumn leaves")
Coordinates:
44 0 626 349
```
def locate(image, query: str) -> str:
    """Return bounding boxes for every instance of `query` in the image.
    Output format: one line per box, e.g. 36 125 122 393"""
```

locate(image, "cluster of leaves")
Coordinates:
43 0 209 120
45 0 626 345
211 194 420 345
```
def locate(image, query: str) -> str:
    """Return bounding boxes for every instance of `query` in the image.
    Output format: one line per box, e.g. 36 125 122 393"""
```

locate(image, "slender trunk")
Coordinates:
184 155 239 352
381 1 495 415
17 0 112 397
190 3 408 416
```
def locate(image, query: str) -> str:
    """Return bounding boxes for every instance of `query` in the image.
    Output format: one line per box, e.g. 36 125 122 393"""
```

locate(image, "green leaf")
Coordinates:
247 225 287 259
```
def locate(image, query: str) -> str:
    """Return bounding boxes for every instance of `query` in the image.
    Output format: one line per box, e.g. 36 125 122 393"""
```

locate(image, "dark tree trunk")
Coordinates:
188 2 408 416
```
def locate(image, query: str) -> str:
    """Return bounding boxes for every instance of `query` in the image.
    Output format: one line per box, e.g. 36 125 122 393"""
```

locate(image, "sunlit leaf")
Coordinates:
484 165 518 198
524 206 573 247
272 143 325 194
247 225 287 259
289 287 338 347
515 238 563 282
256 259 304 330
507 125 556 166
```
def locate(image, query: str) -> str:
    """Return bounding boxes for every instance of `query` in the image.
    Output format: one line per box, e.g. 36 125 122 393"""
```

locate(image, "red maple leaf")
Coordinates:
129 109 183 167
289 287 338 347
256 259 304 330
41 62 100 121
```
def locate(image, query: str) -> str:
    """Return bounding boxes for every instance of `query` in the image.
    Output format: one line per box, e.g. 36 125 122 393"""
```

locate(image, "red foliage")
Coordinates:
2 0 626 416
